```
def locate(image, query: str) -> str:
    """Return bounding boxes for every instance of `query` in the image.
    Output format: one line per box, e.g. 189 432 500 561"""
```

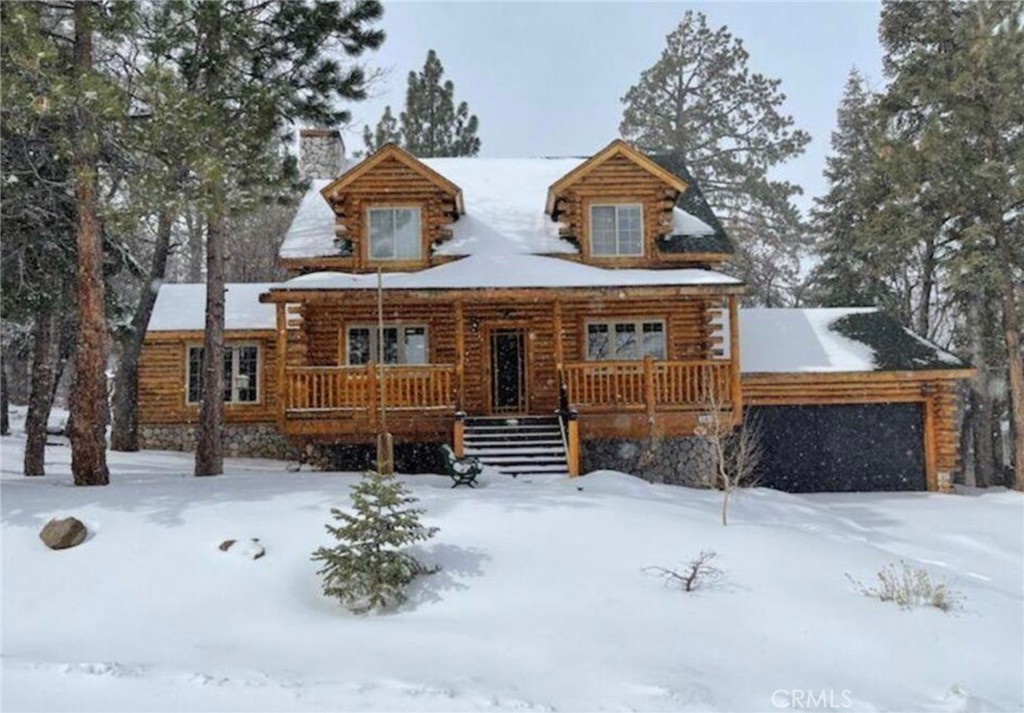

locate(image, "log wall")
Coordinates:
138 331 280 424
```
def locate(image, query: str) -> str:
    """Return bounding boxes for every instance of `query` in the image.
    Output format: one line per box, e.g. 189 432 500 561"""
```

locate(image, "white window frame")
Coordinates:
344 324 430 365
366 206 422 261
185 343 261 405
585 318 666 361
589 203 644 257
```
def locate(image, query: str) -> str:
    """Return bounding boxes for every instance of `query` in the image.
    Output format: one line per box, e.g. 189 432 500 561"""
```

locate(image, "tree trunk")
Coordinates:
24 310 57 476
68 0 109 486
1 360 10 436
111 208 175 451
916 236 935 338
969 295 996 488
194 0 225 476
997 261 1023 491
187 208 204 282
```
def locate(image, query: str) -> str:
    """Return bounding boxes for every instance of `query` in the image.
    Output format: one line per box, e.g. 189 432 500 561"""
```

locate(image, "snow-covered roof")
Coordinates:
274 254 740 292
739 308 968 373
277 157 719 260
147 283 277 332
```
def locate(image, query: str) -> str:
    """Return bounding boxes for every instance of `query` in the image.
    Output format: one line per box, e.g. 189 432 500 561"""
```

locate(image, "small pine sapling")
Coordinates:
312 470 439 614
645 550 724 592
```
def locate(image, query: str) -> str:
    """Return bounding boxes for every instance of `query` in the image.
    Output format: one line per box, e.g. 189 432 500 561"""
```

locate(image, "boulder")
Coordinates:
218 537 265 560
39 517 88 550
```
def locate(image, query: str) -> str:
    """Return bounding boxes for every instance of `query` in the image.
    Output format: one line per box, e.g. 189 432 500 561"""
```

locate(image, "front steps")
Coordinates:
462 416 569 478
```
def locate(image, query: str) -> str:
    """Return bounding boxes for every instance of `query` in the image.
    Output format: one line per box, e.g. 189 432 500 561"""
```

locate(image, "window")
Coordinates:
186 345 259 404
590 204 643 256
586 320 665 361
346 325 428 365
367 207 421 260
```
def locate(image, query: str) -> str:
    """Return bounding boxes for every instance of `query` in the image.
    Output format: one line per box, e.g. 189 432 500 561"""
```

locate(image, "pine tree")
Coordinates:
808 70 895 309
363 49 481 157
362 105 401 154
876 0 1024 488
620 11 810 306
312 470 439 614
136 0 384 476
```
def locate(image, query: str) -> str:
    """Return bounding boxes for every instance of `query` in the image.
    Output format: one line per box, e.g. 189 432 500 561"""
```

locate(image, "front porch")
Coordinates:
265 285 745 474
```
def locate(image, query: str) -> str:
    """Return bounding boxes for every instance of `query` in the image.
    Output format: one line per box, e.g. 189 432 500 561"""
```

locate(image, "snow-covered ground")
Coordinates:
1 421 1021 712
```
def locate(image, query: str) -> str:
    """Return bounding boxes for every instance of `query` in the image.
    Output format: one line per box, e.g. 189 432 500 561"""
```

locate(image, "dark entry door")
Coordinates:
490 329 526 413
748 403 926 492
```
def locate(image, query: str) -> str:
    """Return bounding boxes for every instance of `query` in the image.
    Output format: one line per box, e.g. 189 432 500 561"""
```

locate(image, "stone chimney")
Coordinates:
298 128 345 181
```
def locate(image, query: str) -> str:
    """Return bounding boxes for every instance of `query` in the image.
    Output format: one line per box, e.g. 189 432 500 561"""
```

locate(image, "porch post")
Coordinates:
728 295 742 424
566 410 580 478
453 410 466 458
553 299 564 369
275 302 287 429
643 354 656 424
455 299 465 410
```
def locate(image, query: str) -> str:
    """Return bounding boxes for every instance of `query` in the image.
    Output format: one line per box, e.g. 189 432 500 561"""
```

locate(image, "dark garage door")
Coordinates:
748 404 926 492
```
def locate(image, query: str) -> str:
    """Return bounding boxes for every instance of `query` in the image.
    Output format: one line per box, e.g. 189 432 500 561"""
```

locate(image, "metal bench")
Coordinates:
440 444 482 488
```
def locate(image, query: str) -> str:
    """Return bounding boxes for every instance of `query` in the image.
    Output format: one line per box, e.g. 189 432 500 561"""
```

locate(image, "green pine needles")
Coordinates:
312 470 439 614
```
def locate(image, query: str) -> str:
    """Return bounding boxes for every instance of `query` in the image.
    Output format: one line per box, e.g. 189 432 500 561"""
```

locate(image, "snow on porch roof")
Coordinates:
738 308 969 373
278 157 718 260
273 254 741 292
147 282 277 332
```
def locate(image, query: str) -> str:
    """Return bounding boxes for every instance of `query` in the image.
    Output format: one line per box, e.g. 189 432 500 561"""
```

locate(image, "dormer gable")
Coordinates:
321 143 464 213
545 139 688 214
316 144 464 272
545 139 729 268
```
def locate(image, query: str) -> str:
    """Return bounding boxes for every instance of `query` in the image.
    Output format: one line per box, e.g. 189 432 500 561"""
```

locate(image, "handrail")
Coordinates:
560 358 732 412
285 363 456 413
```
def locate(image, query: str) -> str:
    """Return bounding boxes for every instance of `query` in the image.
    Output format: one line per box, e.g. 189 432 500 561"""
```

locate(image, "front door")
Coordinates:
489 328 527 413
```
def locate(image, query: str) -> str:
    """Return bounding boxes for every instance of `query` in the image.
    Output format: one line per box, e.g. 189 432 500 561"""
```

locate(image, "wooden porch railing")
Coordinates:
285 364 456 413
560 358 733 413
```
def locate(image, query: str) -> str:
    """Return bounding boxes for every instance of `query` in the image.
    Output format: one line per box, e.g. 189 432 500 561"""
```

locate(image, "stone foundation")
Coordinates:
139 423 301 461
582 436 713 486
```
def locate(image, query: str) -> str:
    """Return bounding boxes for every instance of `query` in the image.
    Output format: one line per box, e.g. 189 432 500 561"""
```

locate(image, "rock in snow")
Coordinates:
39 517 87 550
219 538 265 560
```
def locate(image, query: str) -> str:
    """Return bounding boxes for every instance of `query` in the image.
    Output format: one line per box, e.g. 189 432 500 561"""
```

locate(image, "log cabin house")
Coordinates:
139 132 972 492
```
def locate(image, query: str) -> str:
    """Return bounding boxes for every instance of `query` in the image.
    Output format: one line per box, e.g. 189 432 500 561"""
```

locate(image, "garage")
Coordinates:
748 403 926 492
738 308 972 492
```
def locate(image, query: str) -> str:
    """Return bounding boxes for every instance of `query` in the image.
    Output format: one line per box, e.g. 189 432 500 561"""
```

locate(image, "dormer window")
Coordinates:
368 206 422 260
590 204 643 256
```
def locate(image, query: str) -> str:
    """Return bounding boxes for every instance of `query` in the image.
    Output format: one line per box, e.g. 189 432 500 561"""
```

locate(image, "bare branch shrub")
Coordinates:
694 388 763 525
847 561 963 612
645 550 724 592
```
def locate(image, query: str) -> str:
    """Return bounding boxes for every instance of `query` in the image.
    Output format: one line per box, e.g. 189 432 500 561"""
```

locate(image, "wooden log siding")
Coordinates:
325 154 459 272
138 332 280 424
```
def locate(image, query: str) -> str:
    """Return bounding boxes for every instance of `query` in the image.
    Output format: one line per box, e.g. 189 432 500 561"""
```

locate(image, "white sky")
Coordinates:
341 2 886 214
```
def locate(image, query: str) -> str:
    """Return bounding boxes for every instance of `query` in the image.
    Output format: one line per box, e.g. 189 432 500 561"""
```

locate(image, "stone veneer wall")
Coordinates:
581 437 714 486
139 423 301 461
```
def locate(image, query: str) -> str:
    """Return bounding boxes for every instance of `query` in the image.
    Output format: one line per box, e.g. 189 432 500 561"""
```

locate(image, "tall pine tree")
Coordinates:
877 0 1024 488
620 11 810 306
139 0 384 476
363 49 481 157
